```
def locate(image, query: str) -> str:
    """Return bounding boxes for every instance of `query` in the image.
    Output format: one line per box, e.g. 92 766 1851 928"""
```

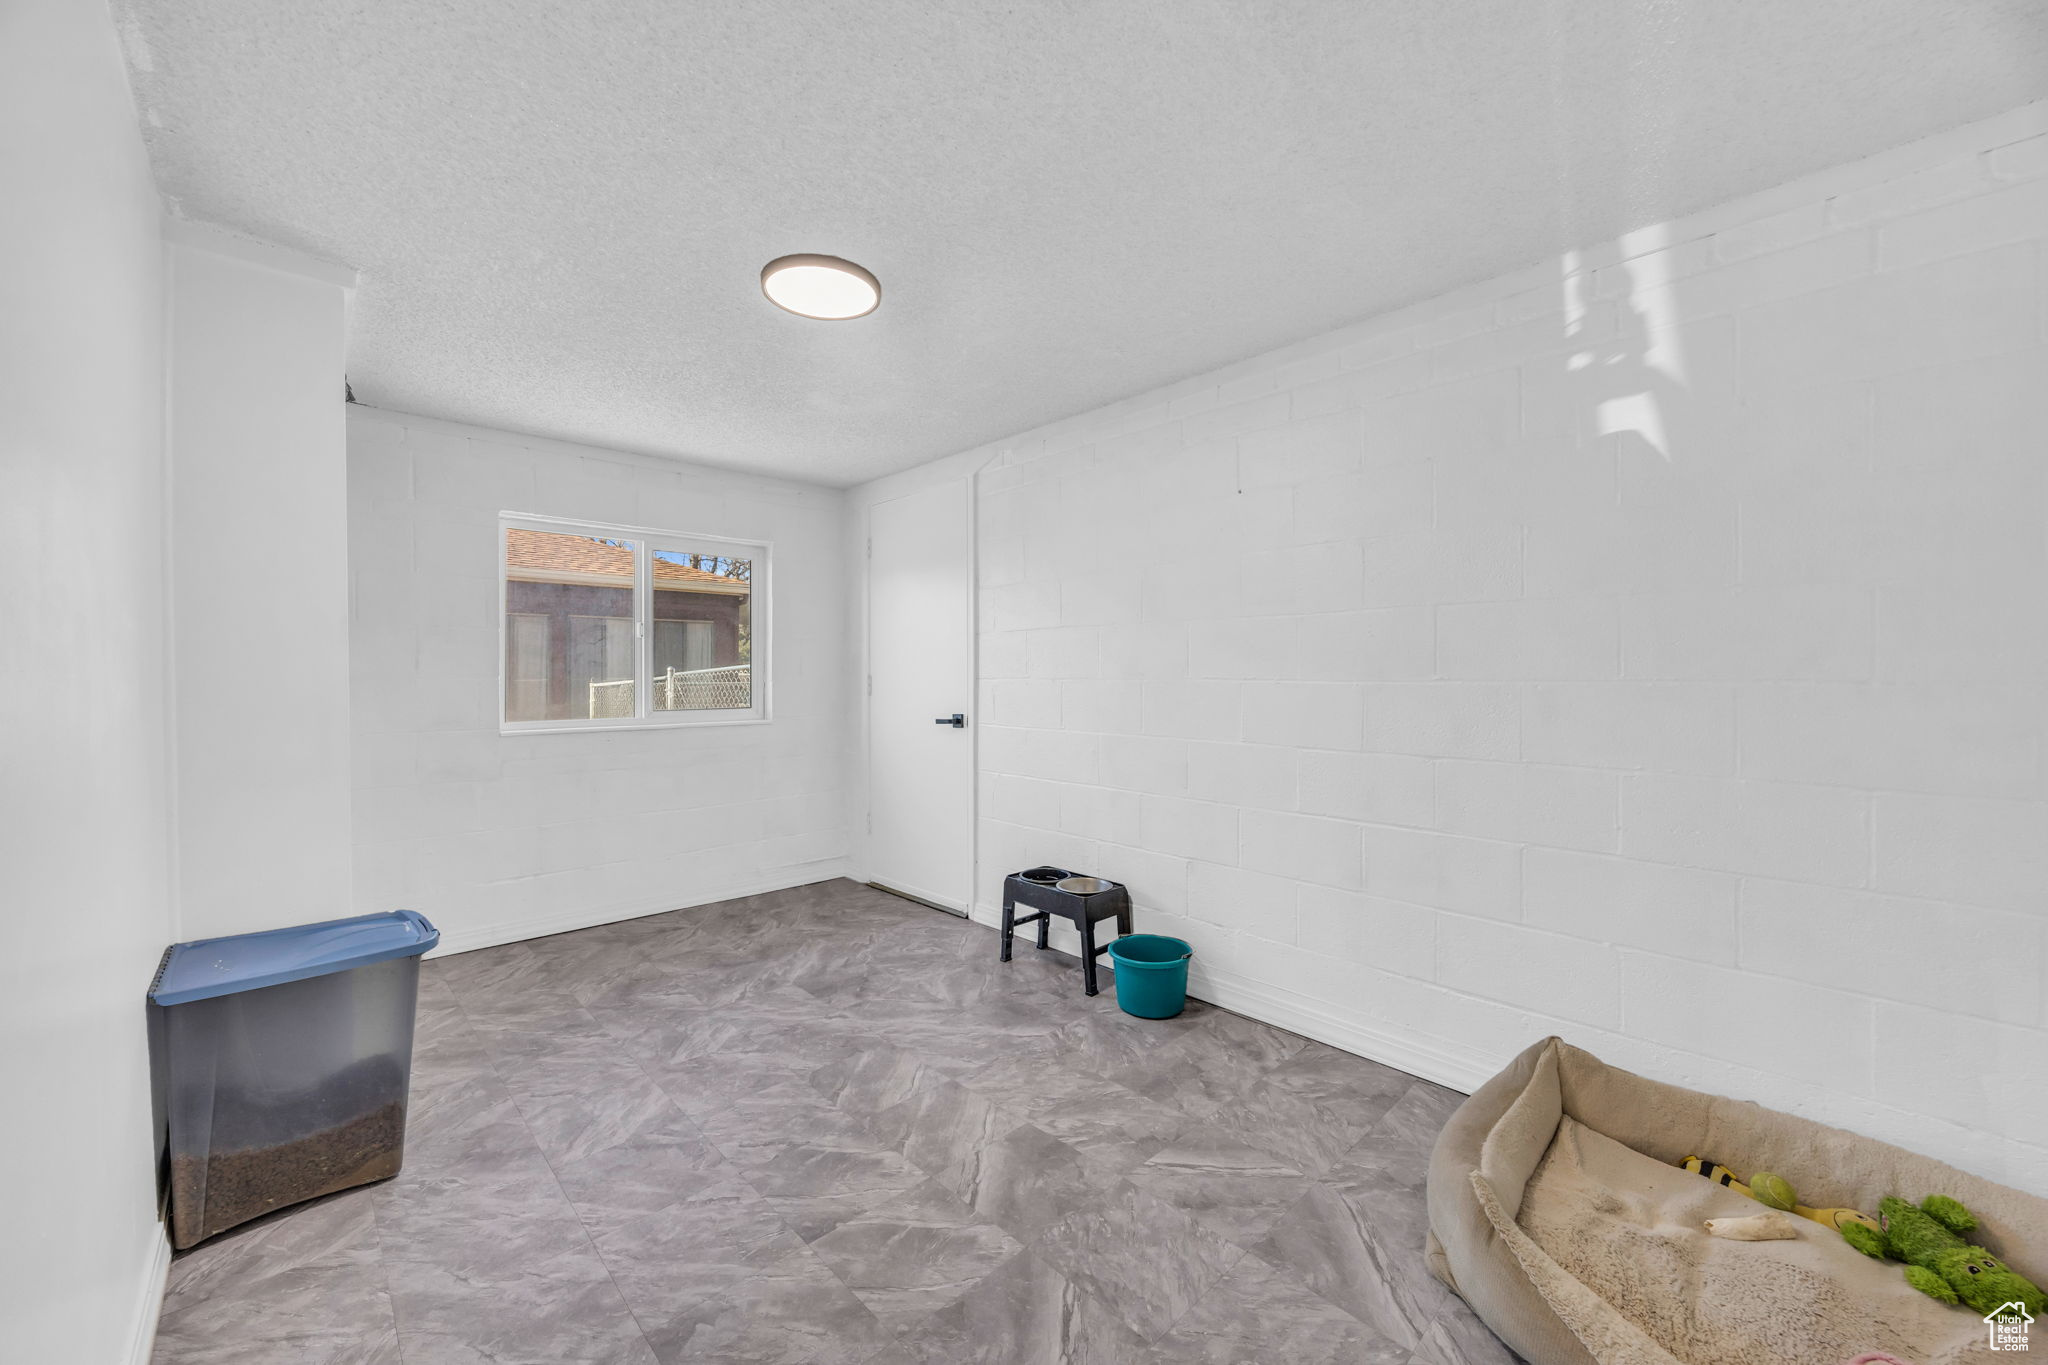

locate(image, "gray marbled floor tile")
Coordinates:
482 1030 685 1166
1246 1172 1456 1353
397 1090 556 1189
372 1124 590 1288
431 941 554 1001
1266 1041 1418 1120
518 931 657 988
511 1076 688 1168
977 942 1099 1000
1200 1073 1385 1178
698 1084 930 1238
825 996 1034 1075
589 1180 802 1326
873 1248 1152 1365
374 1188 592 1290
768 934 887 1000
163 1186 382 1297
1044 1011 1185 1079
641 958 785 1009
640 1239 895 1365
154 1260 403 1365
1123 1133 1315 1244
750 1148 933 1242
1096 1010 1304 1120
155 880 1512 1365
477 1014 624 1069
457 990 605 1037
410 1022 500 1091
808 1044 948 1119
626 1012 868 1119
1411 1312 1528 1365
1355 1079 1467 1169
1025 1080 1188 1177
954 1055 1187 1178
1173 1007 1317 1073
386 1243 659 1365
1319 1155 1436 1259
946 1121 1114 1241
439 961 596 1033
694 1084 894 1166
1141 1249 1411 1365
845 960 992 1011
404 1069 519 1149
549 1113 739 1235
565 953 703 1011
1300 1142 1519 1364
867 1075 1032 1197
607 992 856 1071
954 987 1082 1040
1029 1181 1245 1343
416 983 480 1038
956 1048 1130 1120
578 985 704 1050
650 1048 856 1121
154 1190 401 1365
805 1178 1024 1326
417 961 467 1005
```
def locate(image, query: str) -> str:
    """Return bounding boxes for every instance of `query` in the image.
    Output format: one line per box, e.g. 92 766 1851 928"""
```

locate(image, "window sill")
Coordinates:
501 714 771 736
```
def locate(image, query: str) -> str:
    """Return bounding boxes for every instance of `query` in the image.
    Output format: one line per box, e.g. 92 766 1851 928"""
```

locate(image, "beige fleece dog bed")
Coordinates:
1425 1038 2048 1365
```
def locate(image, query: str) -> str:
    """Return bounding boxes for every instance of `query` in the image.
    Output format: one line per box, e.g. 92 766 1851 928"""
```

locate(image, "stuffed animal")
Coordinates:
1840 1195 2046 1316
1681 1157 1880 1234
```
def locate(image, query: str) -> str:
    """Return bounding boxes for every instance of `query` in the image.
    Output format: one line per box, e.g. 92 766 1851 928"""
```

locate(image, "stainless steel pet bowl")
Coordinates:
1056 876 1116 895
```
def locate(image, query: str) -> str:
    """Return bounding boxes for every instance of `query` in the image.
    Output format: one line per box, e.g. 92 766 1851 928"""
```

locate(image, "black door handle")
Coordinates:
933 714 966 728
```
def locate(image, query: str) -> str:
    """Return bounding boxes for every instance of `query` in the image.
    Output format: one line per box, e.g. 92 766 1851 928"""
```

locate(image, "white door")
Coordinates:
867 478 974 912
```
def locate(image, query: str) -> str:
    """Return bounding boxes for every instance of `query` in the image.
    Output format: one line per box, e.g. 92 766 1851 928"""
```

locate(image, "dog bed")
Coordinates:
1425 1037 2047 1365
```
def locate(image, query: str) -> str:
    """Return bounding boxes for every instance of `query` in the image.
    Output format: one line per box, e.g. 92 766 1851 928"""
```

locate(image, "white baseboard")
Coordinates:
429 861 852 957
124 1230 170 1365
967 901 1497 1096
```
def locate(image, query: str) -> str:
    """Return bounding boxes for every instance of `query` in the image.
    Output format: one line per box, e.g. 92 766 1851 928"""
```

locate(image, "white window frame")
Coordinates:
499 511 771 733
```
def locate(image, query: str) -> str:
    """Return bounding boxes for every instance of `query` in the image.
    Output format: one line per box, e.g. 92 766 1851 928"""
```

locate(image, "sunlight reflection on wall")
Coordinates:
1566 224 1694 463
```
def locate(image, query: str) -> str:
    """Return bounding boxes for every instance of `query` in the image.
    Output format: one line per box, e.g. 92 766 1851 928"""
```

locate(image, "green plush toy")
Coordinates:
1839 1195 2046 1315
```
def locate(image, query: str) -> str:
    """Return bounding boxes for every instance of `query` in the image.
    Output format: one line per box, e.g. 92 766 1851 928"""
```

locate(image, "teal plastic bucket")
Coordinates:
1106 934 1193 1019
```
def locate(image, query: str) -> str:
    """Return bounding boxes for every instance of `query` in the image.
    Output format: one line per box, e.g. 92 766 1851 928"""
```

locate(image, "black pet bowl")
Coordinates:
1017 866 1074 884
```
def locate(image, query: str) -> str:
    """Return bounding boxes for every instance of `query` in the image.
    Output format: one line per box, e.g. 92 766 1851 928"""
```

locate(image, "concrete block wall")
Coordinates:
962 101 2048 1190
347 407 849 954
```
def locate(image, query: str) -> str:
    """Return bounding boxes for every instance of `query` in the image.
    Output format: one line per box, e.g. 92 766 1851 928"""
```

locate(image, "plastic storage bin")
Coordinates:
148 910 438 1248
1106 934 1193 1019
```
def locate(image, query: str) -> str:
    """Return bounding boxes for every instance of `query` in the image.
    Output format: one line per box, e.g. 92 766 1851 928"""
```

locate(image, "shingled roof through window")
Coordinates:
505 528 748 592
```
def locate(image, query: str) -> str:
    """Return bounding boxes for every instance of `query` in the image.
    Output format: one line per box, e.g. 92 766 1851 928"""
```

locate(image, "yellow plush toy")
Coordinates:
1681 1156 1881 1235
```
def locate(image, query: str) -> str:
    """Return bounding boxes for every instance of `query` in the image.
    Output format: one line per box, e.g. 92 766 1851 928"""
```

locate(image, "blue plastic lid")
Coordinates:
150 909 440 1006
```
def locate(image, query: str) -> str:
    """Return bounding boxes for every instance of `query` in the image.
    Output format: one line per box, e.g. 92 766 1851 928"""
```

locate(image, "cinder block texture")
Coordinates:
959 105 2048 1190
348 409 849 952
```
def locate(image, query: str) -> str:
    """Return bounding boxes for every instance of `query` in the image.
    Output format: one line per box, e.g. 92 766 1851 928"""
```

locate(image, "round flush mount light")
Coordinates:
760 254 881 320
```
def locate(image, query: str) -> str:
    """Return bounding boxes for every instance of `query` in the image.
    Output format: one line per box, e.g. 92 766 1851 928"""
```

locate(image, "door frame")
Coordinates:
860 472 979 913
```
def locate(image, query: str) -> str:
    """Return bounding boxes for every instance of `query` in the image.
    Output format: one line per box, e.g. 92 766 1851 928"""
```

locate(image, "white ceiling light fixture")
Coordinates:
760 254 881 320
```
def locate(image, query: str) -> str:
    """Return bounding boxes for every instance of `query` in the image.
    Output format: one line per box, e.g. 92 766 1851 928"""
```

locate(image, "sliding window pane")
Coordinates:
503 527 638 722
649 548 751 711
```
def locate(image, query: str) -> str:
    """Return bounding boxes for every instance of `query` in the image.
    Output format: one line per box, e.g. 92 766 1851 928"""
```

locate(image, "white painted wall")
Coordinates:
857 100 2048 1192
167 231 356 940
0 0 174 1358
347 407 849 954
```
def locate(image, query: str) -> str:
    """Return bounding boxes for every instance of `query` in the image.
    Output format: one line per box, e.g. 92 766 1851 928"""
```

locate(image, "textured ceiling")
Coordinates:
115 1 2048 486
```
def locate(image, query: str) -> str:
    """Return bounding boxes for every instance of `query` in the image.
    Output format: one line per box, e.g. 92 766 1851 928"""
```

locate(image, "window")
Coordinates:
501 514 766 730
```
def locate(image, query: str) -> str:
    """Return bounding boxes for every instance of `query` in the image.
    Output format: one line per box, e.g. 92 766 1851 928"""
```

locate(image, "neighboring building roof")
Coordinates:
505 528 749 594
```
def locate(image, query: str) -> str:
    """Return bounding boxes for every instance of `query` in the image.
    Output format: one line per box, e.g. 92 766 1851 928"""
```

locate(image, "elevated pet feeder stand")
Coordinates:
999 866 1133 996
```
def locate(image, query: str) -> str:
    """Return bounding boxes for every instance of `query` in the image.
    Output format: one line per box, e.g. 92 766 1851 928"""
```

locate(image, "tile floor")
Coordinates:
152 878 1521 1365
